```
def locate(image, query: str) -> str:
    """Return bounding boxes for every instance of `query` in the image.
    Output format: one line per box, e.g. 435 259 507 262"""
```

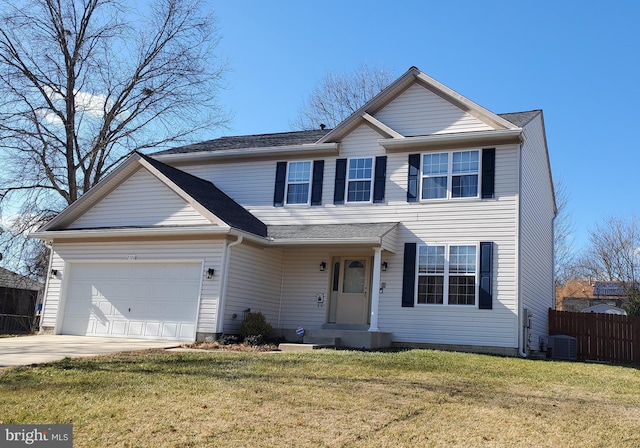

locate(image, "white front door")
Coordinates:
335 258 370 325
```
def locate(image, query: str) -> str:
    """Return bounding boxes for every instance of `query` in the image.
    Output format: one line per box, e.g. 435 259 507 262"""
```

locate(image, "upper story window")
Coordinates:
417 244 477 305
286 161 311 204
421 150 479 200
347 157 373 202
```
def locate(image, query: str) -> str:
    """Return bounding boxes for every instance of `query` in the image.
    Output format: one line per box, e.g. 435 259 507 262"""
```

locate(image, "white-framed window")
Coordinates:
417 244 478 305
286 161 311 204
346 157 373 202
421 150 479 200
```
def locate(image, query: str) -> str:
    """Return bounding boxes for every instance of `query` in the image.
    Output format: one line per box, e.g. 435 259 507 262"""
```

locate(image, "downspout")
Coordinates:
516 140 527 358
215 235 243 334
38 240 55 334
277 247 286 329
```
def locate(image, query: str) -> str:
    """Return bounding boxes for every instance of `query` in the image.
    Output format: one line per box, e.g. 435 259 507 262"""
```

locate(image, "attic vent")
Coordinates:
547 335 577 360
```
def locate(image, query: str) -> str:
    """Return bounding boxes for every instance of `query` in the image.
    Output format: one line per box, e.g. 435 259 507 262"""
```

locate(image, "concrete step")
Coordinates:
278 343 333 352
303 336 340 346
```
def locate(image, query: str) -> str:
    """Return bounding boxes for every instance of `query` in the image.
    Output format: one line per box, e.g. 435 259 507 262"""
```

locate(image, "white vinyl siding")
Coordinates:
223 244 284 334
373 84 494 136
519 113 556 351
165 143 520 349
69 169 211 229
40 239 224 336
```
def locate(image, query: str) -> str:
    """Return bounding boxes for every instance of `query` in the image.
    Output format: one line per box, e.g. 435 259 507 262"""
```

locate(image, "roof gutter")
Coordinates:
379 129 523 151
153 143 339 163
268 236 385 246
30 225 270 245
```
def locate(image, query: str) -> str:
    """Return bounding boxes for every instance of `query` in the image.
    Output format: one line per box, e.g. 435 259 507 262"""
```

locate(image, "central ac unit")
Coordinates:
547 335 577 360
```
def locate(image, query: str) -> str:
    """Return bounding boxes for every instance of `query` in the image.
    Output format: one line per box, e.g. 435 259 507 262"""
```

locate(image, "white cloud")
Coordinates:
39 86 115 123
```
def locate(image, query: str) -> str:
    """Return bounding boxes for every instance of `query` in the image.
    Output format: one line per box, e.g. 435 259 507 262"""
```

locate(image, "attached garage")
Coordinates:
60 262 203 341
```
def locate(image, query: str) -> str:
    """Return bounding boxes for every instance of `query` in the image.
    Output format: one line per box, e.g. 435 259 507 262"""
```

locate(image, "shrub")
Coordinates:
217 334 240 345
240 311 273 343
623 289 640 316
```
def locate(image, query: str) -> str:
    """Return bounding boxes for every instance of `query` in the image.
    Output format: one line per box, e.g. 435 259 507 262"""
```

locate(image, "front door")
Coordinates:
334 258 370 325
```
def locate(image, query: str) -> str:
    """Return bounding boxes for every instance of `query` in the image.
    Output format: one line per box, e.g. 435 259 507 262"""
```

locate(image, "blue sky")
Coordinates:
209 0 640 254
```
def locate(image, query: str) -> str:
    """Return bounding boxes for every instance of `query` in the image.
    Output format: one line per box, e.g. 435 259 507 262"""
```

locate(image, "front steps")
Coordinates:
275 328 392 350
278 343 332 352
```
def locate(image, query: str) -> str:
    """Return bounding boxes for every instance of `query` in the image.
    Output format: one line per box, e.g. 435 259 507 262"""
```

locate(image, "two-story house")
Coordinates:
32 67 556 356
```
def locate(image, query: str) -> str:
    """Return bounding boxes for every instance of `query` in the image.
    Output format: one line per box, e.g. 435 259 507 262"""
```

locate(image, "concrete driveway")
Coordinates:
0 335 181 368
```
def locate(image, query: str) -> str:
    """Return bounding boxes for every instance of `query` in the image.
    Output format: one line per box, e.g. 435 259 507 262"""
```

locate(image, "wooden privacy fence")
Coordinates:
548 309 640 365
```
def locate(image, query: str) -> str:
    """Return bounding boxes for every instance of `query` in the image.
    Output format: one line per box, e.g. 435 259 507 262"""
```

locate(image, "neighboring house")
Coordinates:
556 280 630 312
0 267 43 333
31 67 556 356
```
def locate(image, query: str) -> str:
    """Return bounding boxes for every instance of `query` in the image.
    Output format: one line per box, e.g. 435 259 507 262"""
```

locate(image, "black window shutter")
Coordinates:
373 156 387 203
402 243 417 307
481 148 495 199
273 161 287 207
407 154 420 202
310 160 324 206
479 242 493 309
334 158 347 205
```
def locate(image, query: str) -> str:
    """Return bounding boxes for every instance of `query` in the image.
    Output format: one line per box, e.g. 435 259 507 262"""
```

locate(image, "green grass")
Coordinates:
1 349 639 447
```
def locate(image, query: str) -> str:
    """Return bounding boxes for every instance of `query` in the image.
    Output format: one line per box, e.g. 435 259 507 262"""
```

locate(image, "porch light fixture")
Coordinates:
50 269 58 276
319 262 327 272
206 268 215 279
381 262 388 272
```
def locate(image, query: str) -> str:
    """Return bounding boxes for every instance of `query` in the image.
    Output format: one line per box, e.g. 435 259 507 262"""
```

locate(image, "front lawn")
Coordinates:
1 349 639 447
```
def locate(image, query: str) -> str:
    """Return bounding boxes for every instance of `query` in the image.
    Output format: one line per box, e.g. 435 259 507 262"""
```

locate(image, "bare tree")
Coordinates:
553 177 577 285
292 64 394 130
577 215 640 314
579 216 639 284
0 0 228 273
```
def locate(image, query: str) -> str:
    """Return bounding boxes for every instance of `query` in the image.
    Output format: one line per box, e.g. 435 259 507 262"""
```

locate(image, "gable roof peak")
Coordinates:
318 66 519 143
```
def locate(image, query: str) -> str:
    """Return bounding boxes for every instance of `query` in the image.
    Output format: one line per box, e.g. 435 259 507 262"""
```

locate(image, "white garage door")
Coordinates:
61 262 202 340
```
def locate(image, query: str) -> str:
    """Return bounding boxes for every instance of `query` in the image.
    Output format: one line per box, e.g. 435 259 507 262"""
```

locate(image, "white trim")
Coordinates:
415 242 480 307
345 157 374 204
54 261 71 335
419 150 481 201
379 129 523 151
153 143 339 163
284 160 312 206
361 113 404 139
32 226 232 239
516 140 525 357
369 248 382 332
38 241 55 334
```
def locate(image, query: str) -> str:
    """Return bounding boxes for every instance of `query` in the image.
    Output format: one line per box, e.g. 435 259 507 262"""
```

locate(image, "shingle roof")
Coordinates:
0 267 43 291
498 110 541 127
139 154 268 237
268 222 398 240
154 129 329 155
152 111 540 157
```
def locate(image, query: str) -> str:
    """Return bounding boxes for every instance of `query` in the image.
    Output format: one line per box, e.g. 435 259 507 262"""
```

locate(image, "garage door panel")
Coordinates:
62 262 201 341
128 321 144 336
